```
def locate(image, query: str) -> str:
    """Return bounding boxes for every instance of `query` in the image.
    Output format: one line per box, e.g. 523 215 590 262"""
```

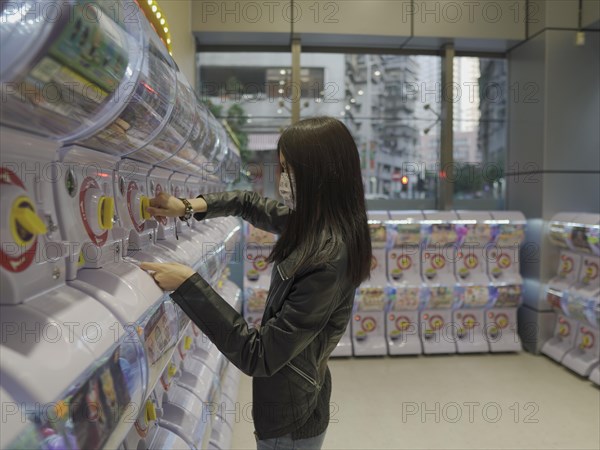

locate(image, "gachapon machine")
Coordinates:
419 211 460 354
243 224 276 328
561 293 600 377
351 211 389 356
542 213 585 362
561 213 600 376
453 211 494 353
486 211 526 352
385 211 425 355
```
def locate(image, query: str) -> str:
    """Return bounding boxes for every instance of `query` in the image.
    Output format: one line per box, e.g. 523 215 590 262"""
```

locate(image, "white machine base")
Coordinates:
420 310 456 354
541 315 579 362
386 311 422 355
486 308 521 353
454 309 490 353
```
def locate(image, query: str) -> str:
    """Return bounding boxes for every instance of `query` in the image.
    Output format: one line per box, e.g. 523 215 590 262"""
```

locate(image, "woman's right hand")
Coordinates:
146 192 186 218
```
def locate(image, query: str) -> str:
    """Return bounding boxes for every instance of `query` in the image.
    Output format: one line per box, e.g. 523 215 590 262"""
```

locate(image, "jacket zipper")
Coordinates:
276 264 289 280
287 362 321 390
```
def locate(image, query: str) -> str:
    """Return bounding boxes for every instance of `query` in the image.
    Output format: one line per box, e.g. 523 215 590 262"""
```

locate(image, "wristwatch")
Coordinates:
178 198 193 223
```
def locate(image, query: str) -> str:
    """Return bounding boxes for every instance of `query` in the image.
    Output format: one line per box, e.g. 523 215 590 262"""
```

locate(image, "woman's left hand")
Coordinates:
140 262 196 291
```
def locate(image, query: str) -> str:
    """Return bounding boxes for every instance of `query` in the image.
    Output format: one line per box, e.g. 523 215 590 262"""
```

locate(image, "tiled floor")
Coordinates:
231 353 599 449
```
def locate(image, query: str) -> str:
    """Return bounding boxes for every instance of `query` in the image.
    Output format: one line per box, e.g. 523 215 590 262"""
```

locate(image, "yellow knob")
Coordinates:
581 335 591 348
78 251 85 267
145 400 157 422
184 336 193 350
98 196 114 230
54 400 68 419
140 196 151 220
168 363 177 378
10 196 47 245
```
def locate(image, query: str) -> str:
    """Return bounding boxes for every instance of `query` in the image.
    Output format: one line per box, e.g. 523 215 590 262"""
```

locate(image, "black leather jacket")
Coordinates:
170 191 356 439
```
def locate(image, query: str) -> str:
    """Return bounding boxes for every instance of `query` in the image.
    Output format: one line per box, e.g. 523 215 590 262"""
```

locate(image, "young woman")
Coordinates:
141 116 371 450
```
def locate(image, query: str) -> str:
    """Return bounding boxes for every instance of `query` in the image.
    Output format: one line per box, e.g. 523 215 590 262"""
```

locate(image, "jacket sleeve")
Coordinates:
170 267 339 377
193 190 290 235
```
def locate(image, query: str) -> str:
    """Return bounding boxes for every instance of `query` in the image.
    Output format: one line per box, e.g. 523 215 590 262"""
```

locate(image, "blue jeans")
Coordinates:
256 430 327 450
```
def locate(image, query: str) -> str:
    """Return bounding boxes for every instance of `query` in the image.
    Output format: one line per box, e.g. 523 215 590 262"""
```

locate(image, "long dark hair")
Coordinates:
269 117 371 286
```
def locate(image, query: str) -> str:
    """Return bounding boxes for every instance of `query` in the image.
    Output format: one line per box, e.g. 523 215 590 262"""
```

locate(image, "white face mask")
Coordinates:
279 171 296 210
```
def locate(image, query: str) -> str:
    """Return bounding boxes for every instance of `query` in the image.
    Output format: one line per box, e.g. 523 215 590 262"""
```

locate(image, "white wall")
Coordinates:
161 0 197 87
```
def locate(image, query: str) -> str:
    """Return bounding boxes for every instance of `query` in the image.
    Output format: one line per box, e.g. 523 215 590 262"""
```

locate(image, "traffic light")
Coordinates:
401 175 409 192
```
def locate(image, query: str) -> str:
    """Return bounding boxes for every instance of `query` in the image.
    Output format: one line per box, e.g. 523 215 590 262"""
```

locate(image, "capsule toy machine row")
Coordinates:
0 128 144 450
351 211 389 356
542 213 585 362
385 210 425 355
419 211 461 354
485 211 526 352
243 223 276 329
452 211 495 353
561 213 600 376
52 142 185 405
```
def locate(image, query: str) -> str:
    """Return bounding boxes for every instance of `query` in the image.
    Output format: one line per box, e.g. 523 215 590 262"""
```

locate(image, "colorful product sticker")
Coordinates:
392 223 421 247
456 224 492 247
247 224 277 245
548 221 571 248
79 50 174 154
391 287 421 311
143 303 174 366
245 288 268 313
461 285 491 307
491 284 522 308
369 224 387 249
357 287 386 311
19 345 138 450
580 257 599 286
428 223 457 246
587 226 599 256
49 2 129 93
570 226 592 253
493 224 525 247
428 286 455 308
546 289 565 312
566 296 588 323
558 253 576 277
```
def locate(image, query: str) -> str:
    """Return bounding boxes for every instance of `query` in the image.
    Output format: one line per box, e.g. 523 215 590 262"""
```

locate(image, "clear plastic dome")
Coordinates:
127 70 195 165
74 13 177 155
0 0 144 142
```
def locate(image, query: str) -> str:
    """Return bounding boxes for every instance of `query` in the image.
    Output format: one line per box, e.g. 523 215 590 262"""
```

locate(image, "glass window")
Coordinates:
197 52 291 197
453 57 507 209
301 53 441 206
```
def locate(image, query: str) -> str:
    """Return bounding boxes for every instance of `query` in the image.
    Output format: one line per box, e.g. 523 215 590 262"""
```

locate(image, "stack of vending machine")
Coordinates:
542 213 600 385
242 224 276 329
385 211 425 355
328 210 527 357
0 1 244 448
485 212 526 352
351 211 389 356
419 211 461 354
453 211 495 353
